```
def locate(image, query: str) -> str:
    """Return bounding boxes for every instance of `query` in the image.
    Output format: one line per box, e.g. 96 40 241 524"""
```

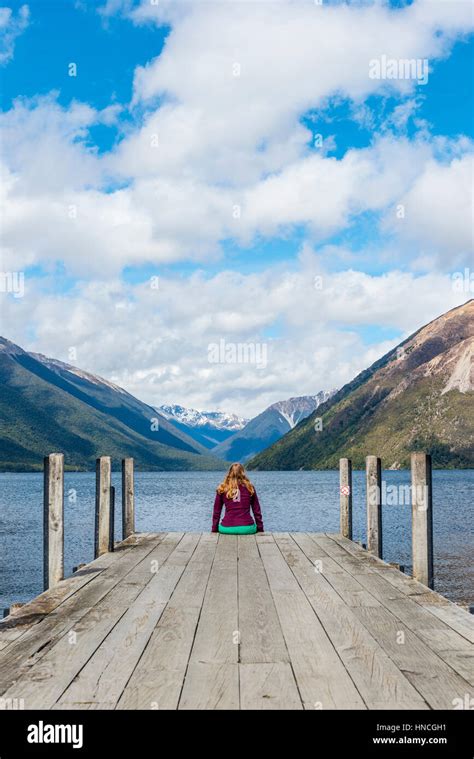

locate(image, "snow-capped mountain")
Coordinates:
0 337 225 471
157 404 248 449
212 392 336 463
268 394 333 429
158 404 247 430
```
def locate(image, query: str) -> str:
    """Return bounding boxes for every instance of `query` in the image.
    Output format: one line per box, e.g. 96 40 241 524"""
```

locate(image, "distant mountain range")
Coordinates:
5 301 469 473
0 338 225 471
157 404 248 449
249 300 474 470
0 336 332 472
210 393 334 463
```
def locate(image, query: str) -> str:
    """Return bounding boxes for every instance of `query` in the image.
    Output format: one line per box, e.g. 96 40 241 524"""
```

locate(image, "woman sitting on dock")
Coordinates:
212 462 264 534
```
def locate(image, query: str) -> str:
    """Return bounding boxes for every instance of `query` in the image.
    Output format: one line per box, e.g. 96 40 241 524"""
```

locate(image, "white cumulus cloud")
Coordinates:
0 4 29 65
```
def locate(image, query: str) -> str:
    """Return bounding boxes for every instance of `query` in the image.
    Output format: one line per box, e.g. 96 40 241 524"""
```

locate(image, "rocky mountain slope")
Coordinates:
0 338 225 471
213 392 334 463
248 301 474 470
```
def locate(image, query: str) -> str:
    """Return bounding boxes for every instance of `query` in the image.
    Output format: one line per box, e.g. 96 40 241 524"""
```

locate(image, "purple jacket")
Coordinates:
212 484 264 532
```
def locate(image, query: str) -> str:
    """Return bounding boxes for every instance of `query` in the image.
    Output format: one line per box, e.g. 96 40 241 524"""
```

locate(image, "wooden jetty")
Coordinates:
0 454 472 710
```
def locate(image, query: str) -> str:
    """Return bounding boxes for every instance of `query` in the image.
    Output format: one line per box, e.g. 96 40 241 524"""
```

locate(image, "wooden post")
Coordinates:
122 458 135 539
95 456 111 558
339 458 352 539
43 453 64 590
366 455 382 558
109 485 115 553
411 452 433 588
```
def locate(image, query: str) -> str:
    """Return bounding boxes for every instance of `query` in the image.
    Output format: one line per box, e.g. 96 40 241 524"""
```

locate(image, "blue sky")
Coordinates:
1 1 168 113
3 2 472 145
1 0 473 415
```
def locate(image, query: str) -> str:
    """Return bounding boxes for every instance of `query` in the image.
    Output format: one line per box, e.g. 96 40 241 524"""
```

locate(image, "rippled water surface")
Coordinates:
0 470 472 609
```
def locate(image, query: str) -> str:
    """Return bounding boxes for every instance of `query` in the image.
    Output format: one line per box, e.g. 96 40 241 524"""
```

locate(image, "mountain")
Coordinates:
0 338 226 471
157 404 248 449
212 393 334 463
248 300 474 470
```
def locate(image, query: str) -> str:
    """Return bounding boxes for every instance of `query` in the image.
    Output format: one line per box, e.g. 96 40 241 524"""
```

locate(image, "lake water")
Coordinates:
0 470 472 611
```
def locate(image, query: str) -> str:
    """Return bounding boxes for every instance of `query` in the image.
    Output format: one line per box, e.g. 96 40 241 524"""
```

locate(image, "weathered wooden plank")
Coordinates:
330 534 474 643
281 533 428 709
306 538 472 708
318 569 380 608
179 663 239 710
178 534 239 709
0 535 151 651
55 533 201 709
280 535 348 581
327 534 436 588
0 535 165 696
117 533 218 710
353 606 473 710
258 539 365 710
438 650 474 687
306 535 378 601
240 663 302 709
255 534 275 544
330 534 424 582
0 531 470 711
0 534 184 708
347 578 474 684
237 535 289 664
308 532 370 562
183 534 238 666
415 598 474 645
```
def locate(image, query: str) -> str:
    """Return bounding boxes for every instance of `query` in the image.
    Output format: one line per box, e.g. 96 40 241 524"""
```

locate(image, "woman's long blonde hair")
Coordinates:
217 462 255 499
